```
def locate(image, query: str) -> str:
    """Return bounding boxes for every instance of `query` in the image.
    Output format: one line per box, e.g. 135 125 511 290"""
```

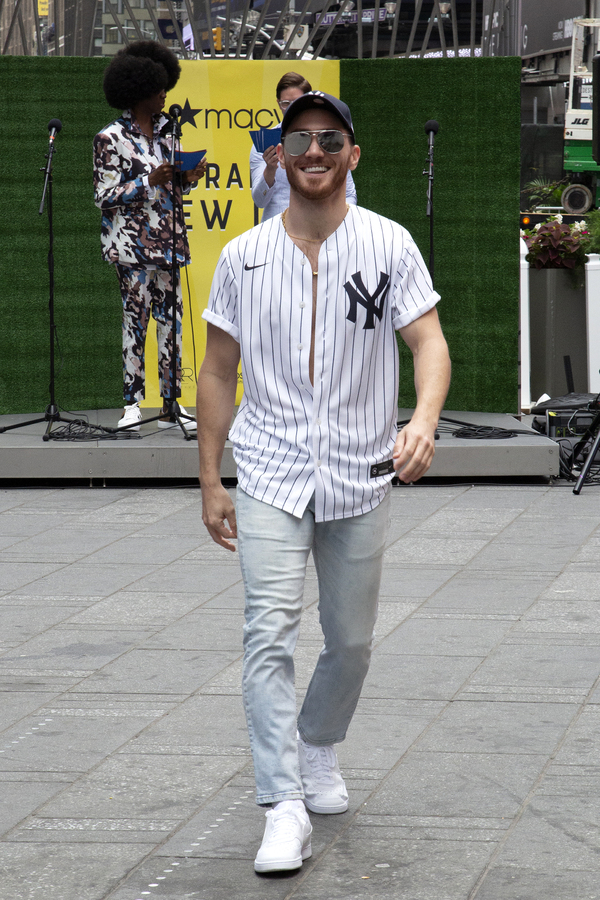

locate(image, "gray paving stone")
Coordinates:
127 562 242 593
140 608 243 651
376 616 512 657
387 485 469 515
413 700 576 754
492 515 600 546
0 562 70 592
0 627 154 671
121 693 249 757
523 485 600 517
463 643 600 696
8 563 161 597
73 648 239 695
468 540 581 572
480 799 600 878
82 533 203 565
0 691 62 730
385 516 423 542
361 652 483 700
540 569 600 600
290 830 495 900
424 570 552 613
355 813 509 841
37 753 246 820
64 591 213 627
1 482 600 898
0 781 72 833
410 507 523 536
570 531 600 563
377 565 458 598
0 711 163 773
446 488 544 509
475 868 600 900
10 815 182 844
0 602 79 645
0 528 137 564
384 535 489 566
108 855 305 900
0 842 155 900
513 599 600 634
546 706 600 763
338 704 444 770
364 752 548 818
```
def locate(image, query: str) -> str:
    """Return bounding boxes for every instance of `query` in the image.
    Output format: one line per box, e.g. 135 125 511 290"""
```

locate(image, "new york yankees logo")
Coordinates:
344 272 391 330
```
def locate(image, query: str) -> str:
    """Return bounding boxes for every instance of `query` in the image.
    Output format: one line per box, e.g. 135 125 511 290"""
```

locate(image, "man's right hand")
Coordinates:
201 483 237 552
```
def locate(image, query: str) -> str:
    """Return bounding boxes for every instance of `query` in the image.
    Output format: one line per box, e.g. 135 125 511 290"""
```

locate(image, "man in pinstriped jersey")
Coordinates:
196 92 451 873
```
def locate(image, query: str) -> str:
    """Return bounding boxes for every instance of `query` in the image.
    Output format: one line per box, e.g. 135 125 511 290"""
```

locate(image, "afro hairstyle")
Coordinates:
103 40 181 111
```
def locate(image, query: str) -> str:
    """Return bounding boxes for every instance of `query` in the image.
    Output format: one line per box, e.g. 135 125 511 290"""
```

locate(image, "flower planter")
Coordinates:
528 267 588 400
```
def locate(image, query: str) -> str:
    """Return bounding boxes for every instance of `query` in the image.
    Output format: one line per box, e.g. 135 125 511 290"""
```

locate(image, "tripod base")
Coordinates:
572 408 600 494
0 403 83 441
106 400 197 441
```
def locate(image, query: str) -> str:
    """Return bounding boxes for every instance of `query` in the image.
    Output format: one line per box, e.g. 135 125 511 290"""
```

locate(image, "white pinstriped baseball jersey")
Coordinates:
203 204 440 522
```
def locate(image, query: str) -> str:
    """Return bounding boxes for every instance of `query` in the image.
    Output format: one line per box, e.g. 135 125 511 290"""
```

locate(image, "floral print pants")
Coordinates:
115 265 183 404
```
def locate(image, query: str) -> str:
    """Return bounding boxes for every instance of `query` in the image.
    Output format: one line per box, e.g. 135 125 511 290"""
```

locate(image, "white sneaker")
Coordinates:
158 403 197 432
117 402 142 431
298 733 349 814
254 801 312 873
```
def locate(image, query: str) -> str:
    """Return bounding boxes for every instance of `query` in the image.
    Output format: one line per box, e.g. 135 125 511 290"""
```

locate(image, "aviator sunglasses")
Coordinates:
283 129 350 156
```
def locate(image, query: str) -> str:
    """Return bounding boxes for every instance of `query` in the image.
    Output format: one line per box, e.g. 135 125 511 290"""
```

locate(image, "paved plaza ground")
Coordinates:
1 479 600 899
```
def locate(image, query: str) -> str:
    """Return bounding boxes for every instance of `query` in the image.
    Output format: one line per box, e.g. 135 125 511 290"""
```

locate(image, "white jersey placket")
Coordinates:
311 239 330 516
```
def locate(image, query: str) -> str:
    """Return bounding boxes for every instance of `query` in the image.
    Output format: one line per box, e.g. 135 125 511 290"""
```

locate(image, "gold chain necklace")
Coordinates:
281 208 323 243
281 206 349 276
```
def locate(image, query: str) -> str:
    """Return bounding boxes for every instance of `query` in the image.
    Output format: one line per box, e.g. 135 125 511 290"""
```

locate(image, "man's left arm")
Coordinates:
393 306 451 483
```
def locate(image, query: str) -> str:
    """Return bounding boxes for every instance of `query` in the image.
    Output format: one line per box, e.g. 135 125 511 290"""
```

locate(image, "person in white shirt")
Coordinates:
250 71 357 220
196 92 450 874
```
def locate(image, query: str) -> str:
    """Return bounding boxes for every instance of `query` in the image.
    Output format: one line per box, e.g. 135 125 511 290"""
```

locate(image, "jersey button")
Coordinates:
299 302 305 309
316 460 322 467
298 343 303 350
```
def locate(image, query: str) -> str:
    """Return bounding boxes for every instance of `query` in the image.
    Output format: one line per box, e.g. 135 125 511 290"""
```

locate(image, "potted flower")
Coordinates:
521 215 590 399
521 215 589 277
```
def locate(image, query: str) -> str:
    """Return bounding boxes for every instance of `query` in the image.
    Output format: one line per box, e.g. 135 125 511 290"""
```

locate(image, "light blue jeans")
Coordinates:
236 487 391 806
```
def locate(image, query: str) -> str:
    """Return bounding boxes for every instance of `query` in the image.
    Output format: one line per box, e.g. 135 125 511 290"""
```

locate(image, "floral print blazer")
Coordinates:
93 110 191 269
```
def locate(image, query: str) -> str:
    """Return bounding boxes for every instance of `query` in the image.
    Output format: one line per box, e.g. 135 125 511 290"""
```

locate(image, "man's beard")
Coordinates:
285 161 349 201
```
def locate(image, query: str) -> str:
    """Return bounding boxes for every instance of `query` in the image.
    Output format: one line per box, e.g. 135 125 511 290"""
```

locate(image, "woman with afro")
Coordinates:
94 41 206 432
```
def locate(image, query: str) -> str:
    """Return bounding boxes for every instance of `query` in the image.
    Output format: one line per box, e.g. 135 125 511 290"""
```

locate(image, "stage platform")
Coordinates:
0 408 559 483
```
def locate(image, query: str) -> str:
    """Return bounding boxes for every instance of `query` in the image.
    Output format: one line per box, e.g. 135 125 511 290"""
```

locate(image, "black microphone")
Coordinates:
425 119 439 150
48 118 62 142
169 104 183 119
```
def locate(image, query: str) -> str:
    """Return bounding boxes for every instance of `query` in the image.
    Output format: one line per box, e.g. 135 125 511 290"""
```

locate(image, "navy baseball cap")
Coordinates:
280 91 355 140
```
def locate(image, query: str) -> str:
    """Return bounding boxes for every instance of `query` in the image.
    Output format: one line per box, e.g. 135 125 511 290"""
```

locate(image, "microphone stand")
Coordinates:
108 108 196 439
423 120 439 287
164 108 195 440
572 397 600 494
0 121 80 440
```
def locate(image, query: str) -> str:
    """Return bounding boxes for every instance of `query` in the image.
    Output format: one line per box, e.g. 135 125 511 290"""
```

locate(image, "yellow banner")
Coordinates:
38 0 49 15
142 59 340 408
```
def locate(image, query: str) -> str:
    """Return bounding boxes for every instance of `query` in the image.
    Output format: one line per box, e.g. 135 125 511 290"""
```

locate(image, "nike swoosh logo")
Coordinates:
244 262 268 270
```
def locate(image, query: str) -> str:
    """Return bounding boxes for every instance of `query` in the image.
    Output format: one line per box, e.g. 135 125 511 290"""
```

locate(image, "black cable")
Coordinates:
397 416 545 440
48 418 140 441
184 262 198 387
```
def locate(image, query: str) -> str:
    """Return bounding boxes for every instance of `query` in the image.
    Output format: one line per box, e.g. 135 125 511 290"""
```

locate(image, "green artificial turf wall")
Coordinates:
0 55 119 416
341 57 521 413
